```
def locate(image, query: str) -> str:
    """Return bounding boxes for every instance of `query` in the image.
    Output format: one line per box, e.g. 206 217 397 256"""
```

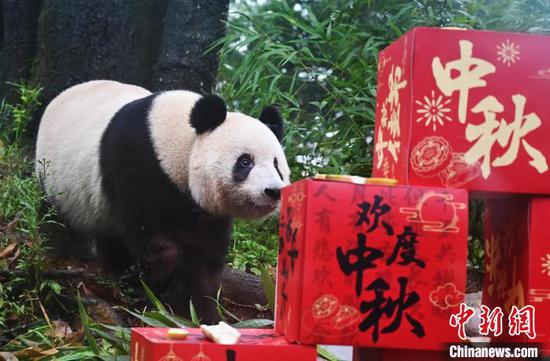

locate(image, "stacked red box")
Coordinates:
275 178 468 350
367 25 550 355
130 328 317 361
483 197 550 353
372 27 550 196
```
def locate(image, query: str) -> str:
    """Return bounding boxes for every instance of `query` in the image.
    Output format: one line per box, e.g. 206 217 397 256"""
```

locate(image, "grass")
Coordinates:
0 82 64 330
228 217 279 275
2 281 276 360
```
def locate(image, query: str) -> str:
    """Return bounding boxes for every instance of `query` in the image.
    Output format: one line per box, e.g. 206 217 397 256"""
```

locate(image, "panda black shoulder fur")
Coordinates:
35 80 290 322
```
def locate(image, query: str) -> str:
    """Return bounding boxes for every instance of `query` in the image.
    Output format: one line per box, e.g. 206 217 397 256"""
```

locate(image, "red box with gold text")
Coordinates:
483 197 550 352
372 27 550 195
275 178 468 349
130 328 317 361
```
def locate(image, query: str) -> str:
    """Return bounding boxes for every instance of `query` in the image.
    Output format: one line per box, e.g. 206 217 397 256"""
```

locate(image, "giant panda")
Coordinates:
35 80 290 322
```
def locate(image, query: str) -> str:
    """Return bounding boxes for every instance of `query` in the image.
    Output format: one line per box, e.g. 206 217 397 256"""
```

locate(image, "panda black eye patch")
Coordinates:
233 154 254 182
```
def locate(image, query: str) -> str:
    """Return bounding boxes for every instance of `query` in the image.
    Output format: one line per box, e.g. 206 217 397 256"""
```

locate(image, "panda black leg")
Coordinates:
162 263 224 324
95 236 133 275
140 235 181 291
44 220 94 262
138 234 224 324
190 267 225 324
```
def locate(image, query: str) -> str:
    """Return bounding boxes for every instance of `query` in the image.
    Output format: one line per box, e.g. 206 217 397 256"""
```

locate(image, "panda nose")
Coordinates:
264 188 281 201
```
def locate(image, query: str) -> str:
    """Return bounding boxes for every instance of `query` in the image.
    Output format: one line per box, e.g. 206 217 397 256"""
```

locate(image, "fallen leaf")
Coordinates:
8 247 20 265
0 352 18 361
40 348 59 356
0 242 17 259
0 216 18 233
48 320 74 339
14 348 45 359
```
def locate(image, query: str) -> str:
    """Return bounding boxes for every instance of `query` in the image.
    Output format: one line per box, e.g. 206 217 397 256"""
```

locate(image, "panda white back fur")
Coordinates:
35 80 290 321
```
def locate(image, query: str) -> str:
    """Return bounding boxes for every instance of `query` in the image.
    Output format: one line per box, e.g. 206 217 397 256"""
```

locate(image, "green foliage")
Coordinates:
0 83 62 330
4 282 273 360
259 264 275 313
228 217 278 275
0 82 42 148
317 345 339 361
468 200 485 270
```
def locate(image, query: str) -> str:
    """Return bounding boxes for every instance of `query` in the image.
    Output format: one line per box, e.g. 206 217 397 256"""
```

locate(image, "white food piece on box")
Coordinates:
200 322 241 345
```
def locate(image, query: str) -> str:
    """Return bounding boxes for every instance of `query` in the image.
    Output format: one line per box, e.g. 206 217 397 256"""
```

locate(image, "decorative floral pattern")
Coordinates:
415 90 452 131
497 39 520 67
542 254 550 277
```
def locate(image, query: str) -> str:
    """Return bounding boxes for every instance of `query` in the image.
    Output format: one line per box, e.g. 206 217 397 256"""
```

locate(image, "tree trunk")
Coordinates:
0 0 229 135
0 0 41 103
150 0 228 94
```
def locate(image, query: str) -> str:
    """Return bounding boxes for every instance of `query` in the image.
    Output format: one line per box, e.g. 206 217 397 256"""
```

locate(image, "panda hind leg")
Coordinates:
162 264 224 324
138 235 224 324
140 235 181 291
95 235 134 275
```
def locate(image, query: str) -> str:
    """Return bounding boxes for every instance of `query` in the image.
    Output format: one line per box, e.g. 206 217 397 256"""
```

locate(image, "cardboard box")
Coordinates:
483 197 550 352
275 178 468 349
372 27 550 195
130 328 317 361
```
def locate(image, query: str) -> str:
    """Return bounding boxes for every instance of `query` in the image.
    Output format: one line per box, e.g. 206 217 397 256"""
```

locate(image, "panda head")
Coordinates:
188 95 290 219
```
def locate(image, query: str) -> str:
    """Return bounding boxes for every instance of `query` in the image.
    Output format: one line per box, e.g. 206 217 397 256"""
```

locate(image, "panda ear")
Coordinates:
259 106 283 143
190 95 227 134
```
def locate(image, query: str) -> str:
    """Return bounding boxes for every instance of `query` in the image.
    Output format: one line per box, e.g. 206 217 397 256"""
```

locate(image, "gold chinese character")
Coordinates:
464 94 548 179
376 64 407 170
375 129 401 170
380 103 388 129
375 129 388 170
387 65 407 110
388 103 401 138
432 40 496 124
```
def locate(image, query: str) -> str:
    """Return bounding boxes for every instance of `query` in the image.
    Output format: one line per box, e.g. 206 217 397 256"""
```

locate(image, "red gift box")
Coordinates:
130 328 317 361
483 197 550 353
372 27 550 195
275 178 468 350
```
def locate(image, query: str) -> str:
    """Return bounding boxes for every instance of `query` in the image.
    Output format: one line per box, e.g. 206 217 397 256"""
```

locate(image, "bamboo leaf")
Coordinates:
231 319 274 329
259 264 275 313
189 299 200 326
76 291 99 354
140 279 167 313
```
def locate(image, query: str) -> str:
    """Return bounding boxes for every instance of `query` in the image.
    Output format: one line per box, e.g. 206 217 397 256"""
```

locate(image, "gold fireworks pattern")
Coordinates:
497 39 520 67
542 254 550 276
415 90 452 131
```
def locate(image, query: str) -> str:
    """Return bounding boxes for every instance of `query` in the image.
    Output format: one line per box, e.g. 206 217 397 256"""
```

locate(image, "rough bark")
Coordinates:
221 266 268 306
32 0 162 113
0 0 229 135
150 0 229 94
0 0 41 103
